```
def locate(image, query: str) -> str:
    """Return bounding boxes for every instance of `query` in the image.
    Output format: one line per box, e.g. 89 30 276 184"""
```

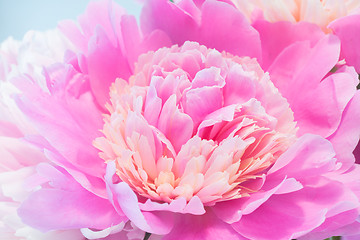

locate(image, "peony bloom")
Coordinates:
229 0 360 32
226 0 360 73
1 0 360 240
0 30 85 239
93 40 360 240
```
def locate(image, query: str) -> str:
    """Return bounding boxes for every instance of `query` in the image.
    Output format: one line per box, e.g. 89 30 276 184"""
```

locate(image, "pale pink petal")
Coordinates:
0 137 47 172
18 164 123 232
184 85 223 128
58 0 125 53
0 121 22 138
223 64 256 105
158 95 194 153
105 161 174 235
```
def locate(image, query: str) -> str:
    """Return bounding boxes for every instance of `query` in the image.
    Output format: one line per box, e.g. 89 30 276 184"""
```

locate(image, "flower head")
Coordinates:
230 0 360 32
228 0 360 72
95 41 297 205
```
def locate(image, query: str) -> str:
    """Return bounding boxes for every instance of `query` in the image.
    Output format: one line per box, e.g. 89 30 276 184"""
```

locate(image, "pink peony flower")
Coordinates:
95 41 297 205
1 0 360 239
0 30 86 239
227 0 360 73
92 40 360 240
229 0 360 32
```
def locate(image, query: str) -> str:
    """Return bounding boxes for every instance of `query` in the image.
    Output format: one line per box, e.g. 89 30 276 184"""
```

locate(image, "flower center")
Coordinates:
94 42 297 205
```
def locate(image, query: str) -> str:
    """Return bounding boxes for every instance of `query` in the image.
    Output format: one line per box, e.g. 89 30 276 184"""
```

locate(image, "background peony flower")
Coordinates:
227 0 360 73
229 0 360 32
0 30 85 239
1 0 360 239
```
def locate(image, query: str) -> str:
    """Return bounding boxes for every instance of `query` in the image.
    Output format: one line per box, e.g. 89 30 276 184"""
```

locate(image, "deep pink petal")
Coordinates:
141 0 261 59
13 71 107 197
15 92 104 175
163 208 246 240
212 177 302 224
121 15 172 73
355 141 360 164
300 209 360 240
329 14 360 72
268 134 337 179
253 19 324 70
233 177 359 239
141 0 198 45
87 26 131 108
328 91 360 170
199 0 261 60
268 35 356 137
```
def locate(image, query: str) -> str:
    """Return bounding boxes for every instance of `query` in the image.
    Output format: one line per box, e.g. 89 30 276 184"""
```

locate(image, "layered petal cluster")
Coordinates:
0 0 360 240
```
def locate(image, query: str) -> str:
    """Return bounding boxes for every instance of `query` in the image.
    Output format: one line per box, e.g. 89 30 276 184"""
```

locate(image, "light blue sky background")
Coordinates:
0 0 142 42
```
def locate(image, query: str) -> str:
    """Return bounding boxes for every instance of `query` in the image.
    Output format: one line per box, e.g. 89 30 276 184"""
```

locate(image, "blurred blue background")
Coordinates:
0 0 142 42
